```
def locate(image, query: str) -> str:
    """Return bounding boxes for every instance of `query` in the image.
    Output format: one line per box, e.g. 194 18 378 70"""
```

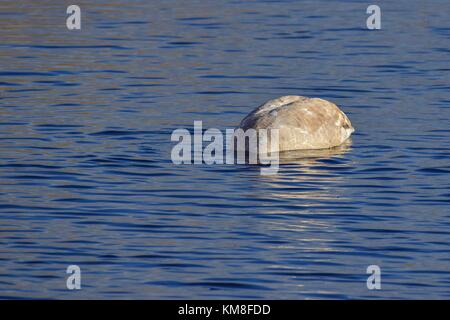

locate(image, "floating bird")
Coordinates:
239 95 354 152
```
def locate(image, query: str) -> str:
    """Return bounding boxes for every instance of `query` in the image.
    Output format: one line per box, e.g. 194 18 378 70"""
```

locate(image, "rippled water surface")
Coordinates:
1 0 450 299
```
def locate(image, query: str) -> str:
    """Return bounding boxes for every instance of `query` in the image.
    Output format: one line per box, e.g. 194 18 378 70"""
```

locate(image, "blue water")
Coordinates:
0 0 449 299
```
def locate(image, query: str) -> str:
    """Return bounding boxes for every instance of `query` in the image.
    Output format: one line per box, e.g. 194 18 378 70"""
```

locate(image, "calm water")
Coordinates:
0 0 449 299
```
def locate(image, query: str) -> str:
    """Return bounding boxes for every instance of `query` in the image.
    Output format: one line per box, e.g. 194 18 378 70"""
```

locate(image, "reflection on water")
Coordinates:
258 142 352 203
0 0 450 299
279 140 352 162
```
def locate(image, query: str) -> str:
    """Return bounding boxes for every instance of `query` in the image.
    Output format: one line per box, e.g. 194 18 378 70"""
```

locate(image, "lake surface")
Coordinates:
0 0 449 299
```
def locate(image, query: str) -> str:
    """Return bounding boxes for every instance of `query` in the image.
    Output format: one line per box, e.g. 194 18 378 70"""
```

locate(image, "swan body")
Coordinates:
239 95 354 152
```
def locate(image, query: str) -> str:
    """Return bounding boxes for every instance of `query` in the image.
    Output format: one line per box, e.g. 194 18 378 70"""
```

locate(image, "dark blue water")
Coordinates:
0 0 449 299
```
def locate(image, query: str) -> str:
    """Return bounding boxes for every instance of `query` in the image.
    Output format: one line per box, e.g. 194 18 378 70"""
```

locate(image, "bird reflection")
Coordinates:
278 139 352 163
236 141 354 259
252 139 353 203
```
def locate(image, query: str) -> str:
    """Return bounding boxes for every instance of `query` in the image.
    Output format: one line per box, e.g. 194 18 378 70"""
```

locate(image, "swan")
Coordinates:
238 95 354 152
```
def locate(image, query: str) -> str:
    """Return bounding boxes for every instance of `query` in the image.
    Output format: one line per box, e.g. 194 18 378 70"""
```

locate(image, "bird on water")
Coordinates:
239 95 354 152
